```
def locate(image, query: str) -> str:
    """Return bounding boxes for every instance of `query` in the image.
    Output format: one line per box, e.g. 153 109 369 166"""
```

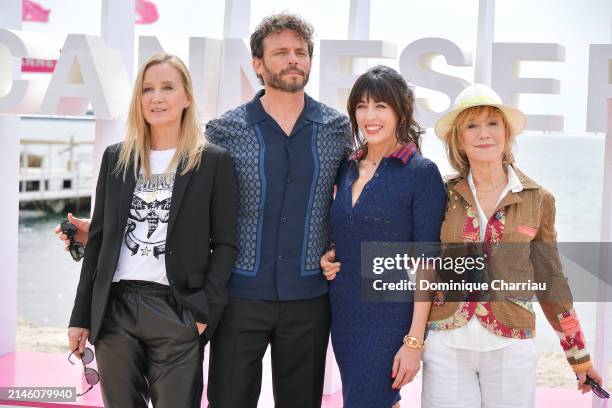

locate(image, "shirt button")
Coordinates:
374 173 380 178
287 177 292 184
281 217 287 223
365 185 370 190
348 215 352 221
278 255 284 261
169 279 174 284
168 249 173 255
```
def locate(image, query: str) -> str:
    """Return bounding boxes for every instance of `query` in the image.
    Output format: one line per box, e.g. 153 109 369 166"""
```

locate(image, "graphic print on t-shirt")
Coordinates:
123 173 175 258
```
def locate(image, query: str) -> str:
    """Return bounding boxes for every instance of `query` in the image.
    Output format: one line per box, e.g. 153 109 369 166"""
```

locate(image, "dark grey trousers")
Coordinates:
207 295 331 408
95 280 205 408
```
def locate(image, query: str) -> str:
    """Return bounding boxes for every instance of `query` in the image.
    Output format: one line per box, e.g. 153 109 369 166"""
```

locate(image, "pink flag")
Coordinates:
22 0 50 23
136 0 159 24
22 58 56 73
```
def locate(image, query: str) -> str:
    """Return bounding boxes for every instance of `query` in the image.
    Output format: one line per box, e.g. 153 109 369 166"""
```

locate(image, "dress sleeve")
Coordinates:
412 160 447 243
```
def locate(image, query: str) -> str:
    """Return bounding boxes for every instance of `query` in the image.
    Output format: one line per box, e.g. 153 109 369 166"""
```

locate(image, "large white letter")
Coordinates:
587 44 612 132
39 34 131 118
319 40 396 110
492 43 565 131
138 36 166 69
217 38 261 115
0 29 58 113
399 38 472 128
189 37 222 121
223 0 251 39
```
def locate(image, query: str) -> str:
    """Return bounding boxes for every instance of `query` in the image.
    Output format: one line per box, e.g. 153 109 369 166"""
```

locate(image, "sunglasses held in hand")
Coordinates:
60 220 85 262
68 347 99 397
586 376 610 399
577 374 610 399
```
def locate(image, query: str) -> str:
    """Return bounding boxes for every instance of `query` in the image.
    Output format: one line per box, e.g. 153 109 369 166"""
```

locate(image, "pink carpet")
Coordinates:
0 352 597 407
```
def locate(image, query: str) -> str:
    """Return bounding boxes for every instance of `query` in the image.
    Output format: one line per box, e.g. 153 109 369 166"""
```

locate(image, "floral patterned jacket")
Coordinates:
426 166 592 372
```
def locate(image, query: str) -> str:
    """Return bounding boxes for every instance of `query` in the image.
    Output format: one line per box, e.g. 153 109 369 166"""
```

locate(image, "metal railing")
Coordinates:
19 136 94 209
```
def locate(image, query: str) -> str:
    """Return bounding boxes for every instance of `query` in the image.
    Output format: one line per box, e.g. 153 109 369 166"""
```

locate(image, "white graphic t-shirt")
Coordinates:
113 148 176 285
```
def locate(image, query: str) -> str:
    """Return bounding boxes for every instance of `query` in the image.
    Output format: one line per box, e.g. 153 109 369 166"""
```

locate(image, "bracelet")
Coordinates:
403 335 425 350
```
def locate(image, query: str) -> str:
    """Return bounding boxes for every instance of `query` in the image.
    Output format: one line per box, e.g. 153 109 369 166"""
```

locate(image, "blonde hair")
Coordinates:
444 106 514 178
116 54 206 179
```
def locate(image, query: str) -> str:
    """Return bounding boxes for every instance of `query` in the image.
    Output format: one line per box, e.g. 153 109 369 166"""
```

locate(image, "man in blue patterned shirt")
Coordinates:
205 13 351 408
54 12 351 408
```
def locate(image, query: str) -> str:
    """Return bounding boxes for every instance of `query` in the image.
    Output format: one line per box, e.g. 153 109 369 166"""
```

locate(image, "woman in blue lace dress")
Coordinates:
321 66 446 408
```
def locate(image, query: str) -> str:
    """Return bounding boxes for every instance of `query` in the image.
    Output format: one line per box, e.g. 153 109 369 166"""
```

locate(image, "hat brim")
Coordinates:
434 103 526 141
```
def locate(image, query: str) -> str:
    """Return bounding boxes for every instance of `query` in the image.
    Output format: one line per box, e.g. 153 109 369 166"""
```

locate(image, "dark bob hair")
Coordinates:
346 65 423 155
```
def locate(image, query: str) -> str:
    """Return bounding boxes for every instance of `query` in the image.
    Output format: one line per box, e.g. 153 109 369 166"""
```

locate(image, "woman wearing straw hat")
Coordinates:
421 83 602 407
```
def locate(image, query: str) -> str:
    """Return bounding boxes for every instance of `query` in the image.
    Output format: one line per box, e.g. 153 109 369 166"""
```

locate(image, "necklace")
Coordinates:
475 178 506 199
363 144 400 167
362 159 379 166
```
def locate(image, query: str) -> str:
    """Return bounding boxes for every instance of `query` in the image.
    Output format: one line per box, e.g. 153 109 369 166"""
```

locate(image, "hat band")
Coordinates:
456 95 501 109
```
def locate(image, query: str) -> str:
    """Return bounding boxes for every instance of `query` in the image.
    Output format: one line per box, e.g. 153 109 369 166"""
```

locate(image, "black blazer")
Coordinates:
69 142 239 344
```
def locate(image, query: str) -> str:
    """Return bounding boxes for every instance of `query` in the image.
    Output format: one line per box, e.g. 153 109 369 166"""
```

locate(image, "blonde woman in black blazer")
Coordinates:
66 54 238 408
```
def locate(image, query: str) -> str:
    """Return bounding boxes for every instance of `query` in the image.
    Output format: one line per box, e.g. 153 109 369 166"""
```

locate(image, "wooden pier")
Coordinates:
19 137 93 211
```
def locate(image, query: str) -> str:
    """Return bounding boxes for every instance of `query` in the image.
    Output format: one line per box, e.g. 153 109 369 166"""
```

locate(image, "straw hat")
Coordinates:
434 84 526 140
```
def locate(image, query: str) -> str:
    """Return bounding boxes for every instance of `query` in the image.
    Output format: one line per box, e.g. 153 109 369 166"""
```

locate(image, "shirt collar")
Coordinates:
506 165 524 193
246 89 323 126
349 143 417 165
467 164 524 196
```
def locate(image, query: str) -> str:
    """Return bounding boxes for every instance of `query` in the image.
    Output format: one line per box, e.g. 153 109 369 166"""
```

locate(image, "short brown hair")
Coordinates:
445 105 515 177
250 13 314 60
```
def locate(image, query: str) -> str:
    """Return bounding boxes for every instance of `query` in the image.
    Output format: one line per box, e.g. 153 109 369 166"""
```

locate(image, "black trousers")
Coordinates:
95 280 205 408
207 295 331 408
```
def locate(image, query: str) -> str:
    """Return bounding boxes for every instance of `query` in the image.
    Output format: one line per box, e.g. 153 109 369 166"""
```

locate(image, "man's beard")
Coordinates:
261 62 310 93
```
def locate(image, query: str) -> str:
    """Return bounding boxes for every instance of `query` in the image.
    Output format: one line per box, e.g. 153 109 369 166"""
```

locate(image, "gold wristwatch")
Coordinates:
403 335 425 350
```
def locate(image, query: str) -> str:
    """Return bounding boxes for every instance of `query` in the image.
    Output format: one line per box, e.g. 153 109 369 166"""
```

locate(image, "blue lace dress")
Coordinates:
329 150 446 408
